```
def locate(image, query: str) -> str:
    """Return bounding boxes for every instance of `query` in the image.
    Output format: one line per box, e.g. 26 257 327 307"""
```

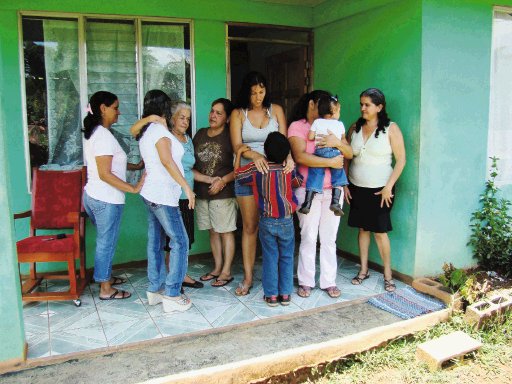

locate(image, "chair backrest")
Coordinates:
31 168 84 229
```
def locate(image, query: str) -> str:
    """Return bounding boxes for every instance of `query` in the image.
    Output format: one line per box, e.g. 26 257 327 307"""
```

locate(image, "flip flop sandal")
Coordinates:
200 272 219 282
211 277 234 287
99 289 131 300
384 279 396 292
351 271 370 285
235 282 253 296
297 285 312 298
324 286 341 298
91 276 127 285
111 276 127 285
182 280 204 288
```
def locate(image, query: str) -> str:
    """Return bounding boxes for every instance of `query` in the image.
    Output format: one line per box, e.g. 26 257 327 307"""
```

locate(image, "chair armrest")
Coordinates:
67 212 80 224
14 210 32 220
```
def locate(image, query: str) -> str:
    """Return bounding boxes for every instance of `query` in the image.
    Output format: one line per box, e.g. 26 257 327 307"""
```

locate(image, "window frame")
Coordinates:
488 7 512 186
18 11 196 193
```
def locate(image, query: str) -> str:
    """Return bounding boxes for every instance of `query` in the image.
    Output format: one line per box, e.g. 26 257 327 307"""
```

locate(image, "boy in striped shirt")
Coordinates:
235 132 302 306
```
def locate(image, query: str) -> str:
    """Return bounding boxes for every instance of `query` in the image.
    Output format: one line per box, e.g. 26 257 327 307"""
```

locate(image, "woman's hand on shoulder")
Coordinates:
283 154 295 174
253 153 269 174
147 115 167 127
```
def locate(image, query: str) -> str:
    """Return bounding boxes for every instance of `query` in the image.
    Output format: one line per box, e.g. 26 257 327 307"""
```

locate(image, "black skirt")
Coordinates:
164 199 194 251
347 183 394 233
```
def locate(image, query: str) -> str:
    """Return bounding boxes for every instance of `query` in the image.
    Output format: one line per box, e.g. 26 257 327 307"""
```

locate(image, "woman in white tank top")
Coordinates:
344 88 406 292
229 71 292 296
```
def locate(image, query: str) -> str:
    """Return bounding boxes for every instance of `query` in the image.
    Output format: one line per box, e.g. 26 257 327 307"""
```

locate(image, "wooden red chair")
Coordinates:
14 167 89 306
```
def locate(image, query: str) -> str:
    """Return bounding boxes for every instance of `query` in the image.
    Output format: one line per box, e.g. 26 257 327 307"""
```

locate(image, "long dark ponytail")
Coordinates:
288 90 332 124
355 88 390 138
83 91 118 140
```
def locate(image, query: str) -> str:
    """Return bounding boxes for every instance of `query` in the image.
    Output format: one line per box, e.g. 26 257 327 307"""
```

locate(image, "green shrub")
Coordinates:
439 262 468 293
468 157 512 274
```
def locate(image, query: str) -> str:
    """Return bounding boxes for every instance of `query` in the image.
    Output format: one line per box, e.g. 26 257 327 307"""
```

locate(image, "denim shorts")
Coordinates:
234 178 253 197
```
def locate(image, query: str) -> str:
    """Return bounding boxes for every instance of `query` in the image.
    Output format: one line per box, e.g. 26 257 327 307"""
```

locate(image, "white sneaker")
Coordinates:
162 294 192 313
146 290 164 306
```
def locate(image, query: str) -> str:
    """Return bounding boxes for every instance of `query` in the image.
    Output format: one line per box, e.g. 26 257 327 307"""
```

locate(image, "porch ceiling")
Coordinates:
249 0 327 7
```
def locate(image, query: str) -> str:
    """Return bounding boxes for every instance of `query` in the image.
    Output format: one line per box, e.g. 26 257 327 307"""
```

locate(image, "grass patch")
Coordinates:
310 310 512 384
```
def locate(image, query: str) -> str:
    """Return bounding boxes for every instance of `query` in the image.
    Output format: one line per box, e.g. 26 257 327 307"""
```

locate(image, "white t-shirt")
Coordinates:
310 119 345 142
139 123 184 206
84 126 127 204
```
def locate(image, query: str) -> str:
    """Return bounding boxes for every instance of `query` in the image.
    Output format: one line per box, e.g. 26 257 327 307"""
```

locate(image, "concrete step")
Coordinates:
416 330 482 371
1 299 450 384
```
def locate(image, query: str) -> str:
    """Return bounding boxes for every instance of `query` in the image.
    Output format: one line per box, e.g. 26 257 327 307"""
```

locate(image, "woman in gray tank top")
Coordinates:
230 71 293 296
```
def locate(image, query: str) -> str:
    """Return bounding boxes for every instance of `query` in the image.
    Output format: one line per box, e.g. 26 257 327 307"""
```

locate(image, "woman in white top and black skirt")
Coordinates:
344 88 406 292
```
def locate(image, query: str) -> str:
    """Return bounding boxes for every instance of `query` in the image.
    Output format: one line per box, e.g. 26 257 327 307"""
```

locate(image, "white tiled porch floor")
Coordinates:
23 256 407 359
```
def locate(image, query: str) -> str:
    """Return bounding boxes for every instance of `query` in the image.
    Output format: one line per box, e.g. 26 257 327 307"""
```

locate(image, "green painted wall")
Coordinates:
0 10 26 360
414 0 512 276
0 1 313 272
313 0 422 277
314 0 512 277
0 0 311 363
2 0 512 365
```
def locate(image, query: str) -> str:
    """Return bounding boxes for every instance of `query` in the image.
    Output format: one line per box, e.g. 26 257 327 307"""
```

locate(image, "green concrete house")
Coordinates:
1 0 511 367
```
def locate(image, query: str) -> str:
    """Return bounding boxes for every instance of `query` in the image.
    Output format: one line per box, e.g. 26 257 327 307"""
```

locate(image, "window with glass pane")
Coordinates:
22 17 81 169
86 19 138 151
21 15 192 180
141 22 191 104
489 10 512 185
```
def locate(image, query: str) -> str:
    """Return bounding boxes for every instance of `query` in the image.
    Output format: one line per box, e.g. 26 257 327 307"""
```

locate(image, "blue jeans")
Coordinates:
83 192 124 283
306 147 348 193
234 178 253 197
259 216 295 297
143 198 189 297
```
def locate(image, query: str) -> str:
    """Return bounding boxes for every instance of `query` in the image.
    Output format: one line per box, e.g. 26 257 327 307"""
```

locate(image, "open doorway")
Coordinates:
227 24 312 121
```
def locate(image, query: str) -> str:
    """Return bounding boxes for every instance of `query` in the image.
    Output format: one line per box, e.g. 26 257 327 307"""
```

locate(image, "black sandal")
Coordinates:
351 271 370 285
99 289 131 300
384 279 396 292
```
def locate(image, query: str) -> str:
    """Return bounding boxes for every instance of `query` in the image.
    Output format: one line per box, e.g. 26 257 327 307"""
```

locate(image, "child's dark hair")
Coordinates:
317 94 340 118
83 91 118 140
264 132 290 164
136 90 171 141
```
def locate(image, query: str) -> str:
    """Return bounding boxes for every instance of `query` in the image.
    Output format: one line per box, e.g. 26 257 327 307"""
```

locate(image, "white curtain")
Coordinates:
43 19 82 167
489 11 512 185
86 20 140 183
142 23 186 101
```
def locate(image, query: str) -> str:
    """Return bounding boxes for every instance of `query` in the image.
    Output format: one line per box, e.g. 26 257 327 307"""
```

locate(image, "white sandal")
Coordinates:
162 294 192 313
146 289 164 306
